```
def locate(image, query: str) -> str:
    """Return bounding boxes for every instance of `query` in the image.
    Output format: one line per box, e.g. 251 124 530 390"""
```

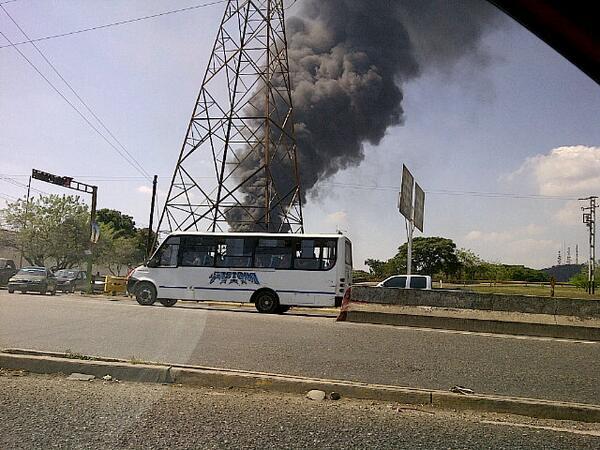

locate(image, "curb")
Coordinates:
2 349 600 423
344 310 600 341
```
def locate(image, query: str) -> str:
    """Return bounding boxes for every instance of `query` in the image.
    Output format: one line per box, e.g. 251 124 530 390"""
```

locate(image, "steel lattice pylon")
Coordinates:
158 0 303 234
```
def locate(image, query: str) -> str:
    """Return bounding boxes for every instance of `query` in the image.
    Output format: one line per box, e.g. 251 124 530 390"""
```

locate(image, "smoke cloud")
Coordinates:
227 0 503 230
289 0 502 198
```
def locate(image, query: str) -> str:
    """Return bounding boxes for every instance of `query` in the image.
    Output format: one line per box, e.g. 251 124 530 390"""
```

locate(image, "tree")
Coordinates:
94 224 147 276
456 248 484 281
365 236 462 279
394 237 461 277
364 258 390 278
133 227 158 259
1 195 89 269
96 209 136 238
570 265 600 291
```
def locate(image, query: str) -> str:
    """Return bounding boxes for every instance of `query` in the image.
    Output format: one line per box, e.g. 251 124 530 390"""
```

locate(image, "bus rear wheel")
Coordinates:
159 298 177 307
135 282 157 306
254 290 279 314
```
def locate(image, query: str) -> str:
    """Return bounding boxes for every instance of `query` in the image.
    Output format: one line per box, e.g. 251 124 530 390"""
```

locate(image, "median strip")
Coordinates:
1 348 599 423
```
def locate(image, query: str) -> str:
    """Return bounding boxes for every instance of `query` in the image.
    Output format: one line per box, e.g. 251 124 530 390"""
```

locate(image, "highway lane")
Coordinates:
1 291 599 405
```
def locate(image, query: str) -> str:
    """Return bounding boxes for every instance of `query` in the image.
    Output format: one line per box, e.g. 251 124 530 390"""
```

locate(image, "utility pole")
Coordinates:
146 175 158 259
87 187 98 293
19 176 32 268
580 196 598 294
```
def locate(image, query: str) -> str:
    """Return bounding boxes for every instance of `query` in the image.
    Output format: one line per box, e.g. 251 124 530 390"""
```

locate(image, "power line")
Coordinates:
0 0 227 49
0 175 49 195
0 30 153 180
0 173 583 200
1 6 152 181
319 182 579 200
0 192 18 202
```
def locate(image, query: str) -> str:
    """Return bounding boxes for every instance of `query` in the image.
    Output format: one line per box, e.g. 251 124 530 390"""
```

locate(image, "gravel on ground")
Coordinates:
1 370 599 449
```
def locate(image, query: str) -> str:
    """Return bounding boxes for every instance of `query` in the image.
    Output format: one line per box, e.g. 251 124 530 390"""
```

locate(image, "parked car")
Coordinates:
7 267 57 295
376 274 432 290
54 269 88 293
0 258 17 286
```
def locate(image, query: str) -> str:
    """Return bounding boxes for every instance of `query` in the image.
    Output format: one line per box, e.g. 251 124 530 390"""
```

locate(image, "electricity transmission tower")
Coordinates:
158 0 303 234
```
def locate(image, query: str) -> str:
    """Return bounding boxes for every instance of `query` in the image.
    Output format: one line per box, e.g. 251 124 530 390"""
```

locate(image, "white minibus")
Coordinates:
128 232 353 313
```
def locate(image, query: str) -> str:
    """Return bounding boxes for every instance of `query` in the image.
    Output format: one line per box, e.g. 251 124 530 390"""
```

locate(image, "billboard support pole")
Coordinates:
406 218 414 275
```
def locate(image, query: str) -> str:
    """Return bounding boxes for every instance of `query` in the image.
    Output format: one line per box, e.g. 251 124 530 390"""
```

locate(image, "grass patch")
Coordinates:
128 355 145 365
63 349 95 361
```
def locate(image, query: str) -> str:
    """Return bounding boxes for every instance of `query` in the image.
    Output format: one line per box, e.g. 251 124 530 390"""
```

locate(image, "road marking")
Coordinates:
481 420 600 437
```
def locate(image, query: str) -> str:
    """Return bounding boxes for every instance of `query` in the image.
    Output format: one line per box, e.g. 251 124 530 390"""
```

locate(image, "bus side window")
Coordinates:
294 239 320 270
216 238 254 268
149 237 180 267
181 236 216 267
321 240 337 269
255 238 293 269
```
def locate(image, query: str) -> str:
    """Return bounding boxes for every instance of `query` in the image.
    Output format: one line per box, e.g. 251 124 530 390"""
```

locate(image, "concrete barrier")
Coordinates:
351 286 600 318
346 310 600 341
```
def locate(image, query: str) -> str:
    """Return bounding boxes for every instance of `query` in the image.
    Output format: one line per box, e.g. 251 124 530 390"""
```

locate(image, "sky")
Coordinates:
1 0 599 270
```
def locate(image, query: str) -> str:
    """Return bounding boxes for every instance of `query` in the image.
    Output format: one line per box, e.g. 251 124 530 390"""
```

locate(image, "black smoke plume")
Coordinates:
228 0 503 230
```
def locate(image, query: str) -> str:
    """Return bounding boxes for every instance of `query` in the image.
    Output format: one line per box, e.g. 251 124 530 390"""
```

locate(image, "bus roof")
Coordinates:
166 231 348 240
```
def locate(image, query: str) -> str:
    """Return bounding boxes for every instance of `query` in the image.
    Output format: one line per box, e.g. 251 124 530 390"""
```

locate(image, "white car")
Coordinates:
376 275 432 290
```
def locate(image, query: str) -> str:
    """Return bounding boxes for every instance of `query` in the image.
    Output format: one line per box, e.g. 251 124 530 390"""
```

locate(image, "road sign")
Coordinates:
414 182 425 232
399 165 414 220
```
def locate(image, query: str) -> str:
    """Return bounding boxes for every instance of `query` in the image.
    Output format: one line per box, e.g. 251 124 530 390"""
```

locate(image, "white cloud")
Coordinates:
465 223 544 243
524 223 545 236
555 200 582 226
137 185 153 194
509 145 600 196
325 210 348 225
463 225 557 267
465 229 511 243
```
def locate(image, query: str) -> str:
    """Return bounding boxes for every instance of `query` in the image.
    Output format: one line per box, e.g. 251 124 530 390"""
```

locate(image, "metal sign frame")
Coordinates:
414 182 425 232
399 165 414 220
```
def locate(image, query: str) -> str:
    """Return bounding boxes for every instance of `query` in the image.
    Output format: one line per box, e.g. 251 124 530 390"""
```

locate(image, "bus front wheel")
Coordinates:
135 282 157 306
254 290 279 314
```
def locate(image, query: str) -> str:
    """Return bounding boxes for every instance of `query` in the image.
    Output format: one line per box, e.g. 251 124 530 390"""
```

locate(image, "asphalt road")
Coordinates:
1 291 599 405
2 372 599 449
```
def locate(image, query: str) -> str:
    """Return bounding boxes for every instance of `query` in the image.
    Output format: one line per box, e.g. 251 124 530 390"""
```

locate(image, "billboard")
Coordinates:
398 165 414 220
414 182 425 232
